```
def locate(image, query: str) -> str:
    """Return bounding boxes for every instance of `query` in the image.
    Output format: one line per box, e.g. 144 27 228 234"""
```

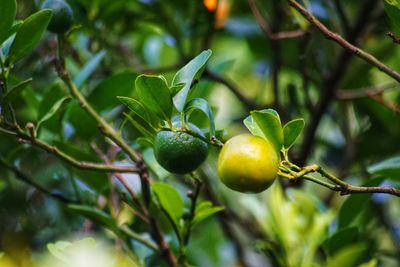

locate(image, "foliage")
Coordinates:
0 0 399 266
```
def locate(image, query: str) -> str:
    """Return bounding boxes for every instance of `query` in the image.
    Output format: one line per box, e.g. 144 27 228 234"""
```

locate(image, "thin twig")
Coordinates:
287 0 400 83
248 0 307 40
335 82 399 100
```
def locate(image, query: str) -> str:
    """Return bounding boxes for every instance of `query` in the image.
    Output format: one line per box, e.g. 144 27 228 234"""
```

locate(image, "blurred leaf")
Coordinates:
67 204 119 232
152 182 184 227
384 0 400 33
2 78 32 104
184 98 215 138
251 109 283 153
135 75 172 122
36 96 71 131
338 178 384 229
118 96 160 129
47 241 72 262
192 201 224 227
283 118 304 150
367 155 400 178
8 9 52 63
0 0 16 44
123 112 156 139
326 243 368 267
172 49 212 111
323 227 359 256
88 72 137 112
169 83 185 97
359 258 378 267
74 51 106 89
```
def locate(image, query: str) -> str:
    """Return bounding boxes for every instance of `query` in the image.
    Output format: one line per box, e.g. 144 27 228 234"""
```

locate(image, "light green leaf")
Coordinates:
152 182 184 227
36 96 71 131
8 9 52 63
326 243 368 267
0 0 17 44
283 118 305 149
2 78 32 104
243 114 264 137
250 109 283 153
172 50 212 111
184 98 215 138
192 201 224 226
135 75 173 122
169 83 185 96
367 155 400 177
74 51 106 89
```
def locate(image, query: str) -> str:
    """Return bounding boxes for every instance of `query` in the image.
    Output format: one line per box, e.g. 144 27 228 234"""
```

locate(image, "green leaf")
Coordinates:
250 109 283 153
184 98 215 138
74 51 106 89
88 72 137 112
172 49 212 112
192 201 224 227
67 204 119 232
243 114 264 137
135 75 173 122
323 227 360 256
123 112 156 139
326 243 368 267
283 118 305 149
169 83 185 97
2 78 32 104
117 96 160 129
8 9 52 63
367 155 400 177
152 182 184 227
0 0 17 44
36 96 71 131
384 1 400 32
338 177 384 229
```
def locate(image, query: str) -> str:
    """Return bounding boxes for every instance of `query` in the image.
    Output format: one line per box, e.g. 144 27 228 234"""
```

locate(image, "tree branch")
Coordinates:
248 0 307 40
287 0 400 82
335 82 399 100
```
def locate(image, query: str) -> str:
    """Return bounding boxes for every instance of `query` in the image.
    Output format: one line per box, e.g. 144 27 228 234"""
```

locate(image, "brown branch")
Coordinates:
369 94 400 114
248 0 307 40
335 82 399 100
287 0 400 83
387 32 400 44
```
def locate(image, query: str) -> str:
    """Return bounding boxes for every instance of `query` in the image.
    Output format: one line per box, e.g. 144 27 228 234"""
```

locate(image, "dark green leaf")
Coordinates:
367 155 400 177
192 201 224 226
36 96 71 131
152 182 184 227
184 98 215 138
283 118 305 149
169 83 185 97
172 50 212 111
0 0 17 44
88 72 137 112
384 1 400 33
123 112 156 139
338 177 384 229
135 75 172 122
323 227 360 256
250 109 283 153
67 204 118 232
2 78 32 104
74 51 106 89
8 9 52 63
117 96 160 129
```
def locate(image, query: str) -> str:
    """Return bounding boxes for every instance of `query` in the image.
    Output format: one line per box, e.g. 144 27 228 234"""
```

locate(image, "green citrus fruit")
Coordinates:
217 134 279 193
41 0 74 33
154 130 208 174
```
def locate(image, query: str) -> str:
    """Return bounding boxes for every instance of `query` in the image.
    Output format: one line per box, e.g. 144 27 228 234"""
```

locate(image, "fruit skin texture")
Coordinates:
41 0 74 33
154 130 209 174
218 134 279 193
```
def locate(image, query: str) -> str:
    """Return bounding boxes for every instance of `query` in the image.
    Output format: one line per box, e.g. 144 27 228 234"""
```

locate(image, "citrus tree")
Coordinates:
0 0 399 266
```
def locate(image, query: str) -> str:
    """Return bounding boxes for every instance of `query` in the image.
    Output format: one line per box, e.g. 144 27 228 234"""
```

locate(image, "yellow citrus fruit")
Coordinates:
217 134 279 193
